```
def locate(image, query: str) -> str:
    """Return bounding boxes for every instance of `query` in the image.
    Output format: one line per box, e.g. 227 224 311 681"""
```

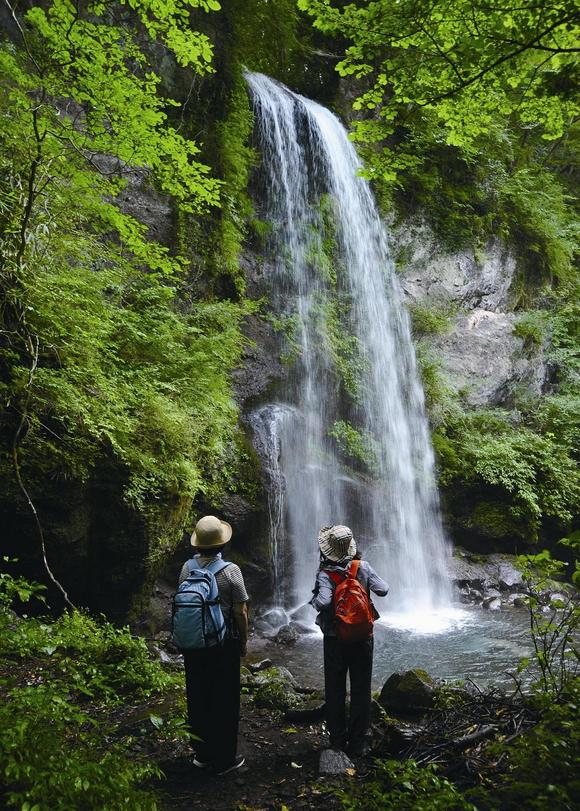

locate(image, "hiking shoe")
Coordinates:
215 756 245 776
192 757 210 769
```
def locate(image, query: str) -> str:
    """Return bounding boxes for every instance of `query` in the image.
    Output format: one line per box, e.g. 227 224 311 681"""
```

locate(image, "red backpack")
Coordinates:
328 559 375 643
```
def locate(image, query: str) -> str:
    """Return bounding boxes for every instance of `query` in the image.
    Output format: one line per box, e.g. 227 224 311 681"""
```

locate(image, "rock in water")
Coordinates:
379 669 435 713
261 608 290 629
248 658 273 673
274 624 300 646
319 748 354 775
483 596 501 610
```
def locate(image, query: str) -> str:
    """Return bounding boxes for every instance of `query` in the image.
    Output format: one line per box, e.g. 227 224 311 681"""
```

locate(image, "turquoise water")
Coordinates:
255 605 533 690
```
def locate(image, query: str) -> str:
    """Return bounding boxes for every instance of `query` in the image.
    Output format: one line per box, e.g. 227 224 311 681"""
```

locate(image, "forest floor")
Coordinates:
155 695 353 810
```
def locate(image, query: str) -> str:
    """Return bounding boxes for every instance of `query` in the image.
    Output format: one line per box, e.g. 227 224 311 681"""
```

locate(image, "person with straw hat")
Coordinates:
178 515 249 775
310 525 388 757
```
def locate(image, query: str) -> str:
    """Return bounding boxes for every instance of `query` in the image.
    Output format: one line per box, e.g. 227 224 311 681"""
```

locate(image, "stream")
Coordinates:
256 605 534 690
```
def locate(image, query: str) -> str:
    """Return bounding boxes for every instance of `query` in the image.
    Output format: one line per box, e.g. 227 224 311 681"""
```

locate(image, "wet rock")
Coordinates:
289 620 317 635
483 596 501 611
289 603 317 623
248 658 273 673
318 748 354 776
284 699 326 723
498 563 523 591
254 666 298 689
549 593 569 607
252 667 301 711
252 619 277 636
504 592 525 606
274 624 300 646
512 595 528 608
379 669 435 713
233 311 284 404
483 587 501 600
260 608 290 629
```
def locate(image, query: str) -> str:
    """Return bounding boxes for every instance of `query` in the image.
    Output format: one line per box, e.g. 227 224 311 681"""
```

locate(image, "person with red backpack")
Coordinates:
310 525 388 757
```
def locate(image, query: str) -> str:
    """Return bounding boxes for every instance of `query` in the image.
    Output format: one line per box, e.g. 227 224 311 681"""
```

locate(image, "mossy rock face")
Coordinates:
379 669 435 714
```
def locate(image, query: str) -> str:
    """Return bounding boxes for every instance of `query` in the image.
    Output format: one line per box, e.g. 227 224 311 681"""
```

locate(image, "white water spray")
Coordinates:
247 72 451 623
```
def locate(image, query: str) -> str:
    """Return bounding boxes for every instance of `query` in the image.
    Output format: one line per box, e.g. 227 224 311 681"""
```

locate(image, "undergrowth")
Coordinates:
0 567 183 809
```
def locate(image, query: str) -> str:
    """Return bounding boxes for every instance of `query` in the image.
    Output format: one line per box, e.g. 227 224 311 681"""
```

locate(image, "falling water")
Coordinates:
246 72 451 623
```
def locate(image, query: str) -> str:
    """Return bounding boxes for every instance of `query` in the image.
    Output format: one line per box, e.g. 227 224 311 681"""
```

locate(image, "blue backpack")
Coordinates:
171 558 231 650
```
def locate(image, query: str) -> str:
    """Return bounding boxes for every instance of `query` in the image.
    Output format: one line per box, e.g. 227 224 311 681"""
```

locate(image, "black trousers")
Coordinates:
183 639 241 769
323 635 374 750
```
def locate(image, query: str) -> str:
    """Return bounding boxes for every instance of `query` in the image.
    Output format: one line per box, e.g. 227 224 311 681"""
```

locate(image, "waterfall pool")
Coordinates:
253 605 533 690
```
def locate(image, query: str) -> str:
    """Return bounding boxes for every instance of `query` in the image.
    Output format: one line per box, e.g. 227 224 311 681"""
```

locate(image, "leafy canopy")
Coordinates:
0 0 251 512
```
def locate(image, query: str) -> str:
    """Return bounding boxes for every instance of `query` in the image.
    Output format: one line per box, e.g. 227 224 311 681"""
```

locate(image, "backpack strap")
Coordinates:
348 559 360 579
325 559 360 586
206 558 231 576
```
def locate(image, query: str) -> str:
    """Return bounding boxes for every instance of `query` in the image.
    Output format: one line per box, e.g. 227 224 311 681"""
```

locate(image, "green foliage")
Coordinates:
408 301 455 338
467 678 580 810
515 548 579 697
329 420 378 474
299 0 578 148
337 759 476 811
513 311 549 351
214 66 256 293
500 168 578 285
435 408 580 543
299 0 578 276
0 0 252 520
0 570 180 809
251 668 300 711
321 298 368 402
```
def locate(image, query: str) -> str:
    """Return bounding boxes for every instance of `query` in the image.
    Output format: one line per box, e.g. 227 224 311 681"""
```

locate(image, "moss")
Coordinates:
408 300 456 338
467 502 520 541
329 419 379 475
513 311 549 353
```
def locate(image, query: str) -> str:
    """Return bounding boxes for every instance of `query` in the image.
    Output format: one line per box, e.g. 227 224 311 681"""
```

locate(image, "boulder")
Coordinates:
319 748 354 776
248 658 273 673
274 624 300 646
260 608 290 629
483 596 501 611
254 666 298 689
251 666 301 711
378 669 435 713
284 699 326 723
498 563 523 591
512 595 528 608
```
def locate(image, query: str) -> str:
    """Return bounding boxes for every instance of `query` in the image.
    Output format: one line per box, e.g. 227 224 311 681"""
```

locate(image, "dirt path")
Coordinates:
158 696 350 810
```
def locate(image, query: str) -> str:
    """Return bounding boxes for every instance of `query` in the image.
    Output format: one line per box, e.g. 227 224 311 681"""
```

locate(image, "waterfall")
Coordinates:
246 72 451 623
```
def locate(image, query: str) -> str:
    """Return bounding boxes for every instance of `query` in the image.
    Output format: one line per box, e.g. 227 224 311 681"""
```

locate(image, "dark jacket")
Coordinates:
310 558 389 636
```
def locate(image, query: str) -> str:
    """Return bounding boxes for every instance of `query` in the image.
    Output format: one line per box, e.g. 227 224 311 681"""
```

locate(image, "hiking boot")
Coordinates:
215 755 245 776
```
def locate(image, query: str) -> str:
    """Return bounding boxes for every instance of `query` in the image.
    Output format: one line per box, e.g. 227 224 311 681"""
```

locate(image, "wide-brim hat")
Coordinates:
318 525 356 563
191 515 233 549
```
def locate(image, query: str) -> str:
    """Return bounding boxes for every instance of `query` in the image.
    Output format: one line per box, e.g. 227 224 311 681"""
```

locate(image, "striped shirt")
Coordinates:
178 553 249 619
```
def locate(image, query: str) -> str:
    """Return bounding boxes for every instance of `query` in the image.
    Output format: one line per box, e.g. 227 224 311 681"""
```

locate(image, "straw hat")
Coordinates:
318 525 356 563
191 515 233 549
